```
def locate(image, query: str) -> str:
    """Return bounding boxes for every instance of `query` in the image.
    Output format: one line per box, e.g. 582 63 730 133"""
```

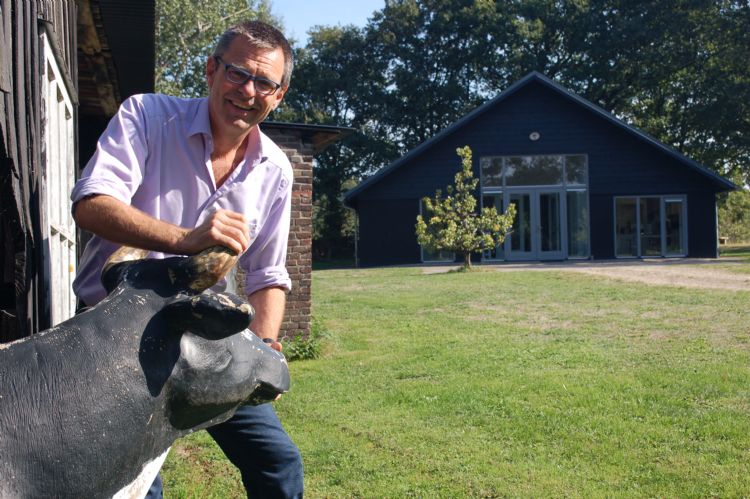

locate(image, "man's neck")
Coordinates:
212 128 253 159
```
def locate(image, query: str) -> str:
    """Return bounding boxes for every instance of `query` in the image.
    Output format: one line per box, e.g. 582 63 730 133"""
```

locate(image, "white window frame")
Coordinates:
613 195 688 258
479 154 591 260
41 32 77 325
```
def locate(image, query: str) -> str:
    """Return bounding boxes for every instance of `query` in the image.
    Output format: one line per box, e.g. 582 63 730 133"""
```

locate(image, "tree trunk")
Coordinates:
463 253 472 269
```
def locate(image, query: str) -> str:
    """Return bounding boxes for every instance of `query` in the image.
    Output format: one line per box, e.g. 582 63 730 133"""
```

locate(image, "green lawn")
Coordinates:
163 265 750 497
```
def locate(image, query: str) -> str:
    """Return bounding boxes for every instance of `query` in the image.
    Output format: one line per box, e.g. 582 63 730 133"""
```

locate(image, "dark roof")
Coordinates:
345 71 737 206
98 0 156 100
78 0 155 117
262 122 355 154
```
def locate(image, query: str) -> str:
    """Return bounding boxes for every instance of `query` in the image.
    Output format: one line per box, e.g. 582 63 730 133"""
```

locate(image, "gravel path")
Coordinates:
422 258 750 291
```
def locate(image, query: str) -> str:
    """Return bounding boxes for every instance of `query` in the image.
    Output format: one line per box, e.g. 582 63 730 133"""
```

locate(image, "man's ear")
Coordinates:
163 292 254 340
206 56 217 86
272 85 288 110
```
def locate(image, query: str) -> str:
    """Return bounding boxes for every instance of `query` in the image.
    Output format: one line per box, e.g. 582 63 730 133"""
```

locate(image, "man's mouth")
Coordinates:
228 100 254 112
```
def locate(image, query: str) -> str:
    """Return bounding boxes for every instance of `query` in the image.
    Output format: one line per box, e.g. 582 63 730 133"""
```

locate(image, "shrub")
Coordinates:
281 318 330 361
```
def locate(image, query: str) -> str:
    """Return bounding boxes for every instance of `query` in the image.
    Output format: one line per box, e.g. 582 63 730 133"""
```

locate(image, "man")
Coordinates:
71 21 303 498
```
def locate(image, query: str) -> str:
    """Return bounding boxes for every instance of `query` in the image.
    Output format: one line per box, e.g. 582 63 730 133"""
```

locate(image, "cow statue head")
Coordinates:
0 245 290 498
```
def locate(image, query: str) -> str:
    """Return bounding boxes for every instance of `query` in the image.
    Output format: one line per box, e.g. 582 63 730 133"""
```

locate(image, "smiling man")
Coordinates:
71 21 303 498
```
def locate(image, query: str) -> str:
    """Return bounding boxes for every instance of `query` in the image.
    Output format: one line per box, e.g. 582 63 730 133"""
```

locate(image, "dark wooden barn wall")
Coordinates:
357 200 421 266
355 81 724 265
0 0 77 341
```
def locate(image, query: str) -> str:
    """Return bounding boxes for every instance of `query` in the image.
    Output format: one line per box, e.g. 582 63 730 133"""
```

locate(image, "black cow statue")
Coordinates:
0 246 290 498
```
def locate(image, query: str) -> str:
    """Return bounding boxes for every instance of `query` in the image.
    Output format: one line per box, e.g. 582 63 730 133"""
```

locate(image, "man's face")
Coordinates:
206 36 287 141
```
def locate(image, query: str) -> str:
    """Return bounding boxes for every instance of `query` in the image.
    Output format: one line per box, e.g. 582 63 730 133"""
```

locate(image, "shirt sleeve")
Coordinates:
71 95 149 208
240 174 293 295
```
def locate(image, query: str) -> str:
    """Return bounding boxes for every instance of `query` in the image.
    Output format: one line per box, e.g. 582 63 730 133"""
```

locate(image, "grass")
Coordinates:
721 243 750 260
163 265 750 497
717 244 750 274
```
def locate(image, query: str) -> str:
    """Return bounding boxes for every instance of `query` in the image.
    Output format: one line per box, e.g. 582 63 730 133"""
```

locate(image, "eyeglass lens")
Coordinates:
219 58 279 95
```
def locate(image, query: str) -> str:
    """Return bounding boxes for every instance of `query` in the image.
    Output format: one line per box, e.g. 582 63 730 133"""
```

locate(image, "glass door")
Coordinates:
538 191 563 259
640 197 662 256
664 198 686 256
507 190 563 260
508 193 533 259
615 196 687 258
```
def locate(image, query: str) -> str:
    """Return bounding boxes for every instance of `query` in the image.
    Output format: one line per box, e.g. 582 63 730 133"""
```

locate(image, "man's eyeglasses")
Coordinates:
214 56 282 96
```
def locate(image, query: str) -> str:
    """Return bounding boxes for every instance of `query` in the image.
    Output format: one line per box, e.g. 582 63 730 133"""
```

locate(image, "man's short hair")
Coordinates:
212 20 294 88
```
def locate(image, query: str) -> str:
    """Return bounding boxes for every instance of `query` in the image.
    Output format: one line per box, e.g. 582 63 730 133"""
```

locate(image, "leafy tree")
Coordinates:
155 0 278 97
719 188 750 244
416 146 516 269
276 26 393 259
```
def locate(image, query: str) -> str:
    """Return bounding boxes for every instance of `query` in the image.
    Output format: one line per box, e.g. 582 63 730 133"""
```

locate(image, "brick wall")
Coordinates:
262 129 313 340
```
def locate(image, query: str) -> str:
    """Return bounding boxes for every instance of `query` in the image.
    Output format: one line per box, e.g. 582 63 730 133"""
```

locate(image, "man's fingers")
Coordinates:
215 219 250 251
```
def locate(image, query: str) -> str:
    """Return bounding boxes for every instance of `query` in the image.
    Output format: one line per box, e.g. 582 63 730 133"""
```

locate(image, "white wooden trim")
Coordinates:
41 33 77 326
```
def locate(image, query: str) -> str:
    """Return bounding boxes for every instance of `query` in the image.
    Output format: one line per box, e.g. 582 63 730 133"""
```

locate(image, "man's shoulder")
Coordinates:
122 94 205 121
257 127 293 180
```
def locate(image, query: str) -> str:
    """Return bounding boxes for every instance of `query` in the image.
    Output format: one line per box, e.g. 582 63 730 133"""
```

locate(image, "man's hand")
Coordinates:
177 209 250 256
263 338 283 352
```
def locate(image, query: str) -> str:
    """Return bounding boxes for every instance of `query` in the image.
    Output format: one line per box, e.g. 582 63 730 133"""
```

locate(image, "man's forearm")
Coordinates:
247 287 287 341
74 195 188 254
73 194 250 255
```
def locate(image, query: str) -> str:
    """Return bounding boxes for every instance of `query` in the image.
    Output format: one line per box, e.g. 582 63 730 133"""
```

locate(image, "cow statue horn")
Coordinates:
182 245 238 292
102 245 238 294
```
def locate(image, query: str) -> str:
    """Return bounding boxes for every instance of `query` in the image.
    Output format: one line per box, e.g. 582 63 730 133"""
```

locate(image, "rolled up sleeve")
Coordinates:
71 95 148 208
240 177 293 295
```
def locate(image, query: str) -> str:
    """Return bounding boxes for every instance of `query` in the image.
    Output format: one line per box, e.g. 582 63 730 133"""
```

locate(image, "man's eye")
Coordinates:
255 79 275 92
228 67 249 81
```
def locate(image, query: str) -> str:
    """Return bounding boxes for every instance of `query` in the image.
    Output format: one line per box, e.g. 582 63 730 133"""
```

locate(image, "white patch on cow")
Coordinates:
241 329 255 342
216 294 236 307
111 448 169 499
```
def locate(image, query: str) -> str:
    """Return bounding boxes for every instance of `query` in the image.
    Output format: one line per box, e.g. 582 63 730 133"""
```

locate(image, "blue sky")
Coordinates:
272 0 384 44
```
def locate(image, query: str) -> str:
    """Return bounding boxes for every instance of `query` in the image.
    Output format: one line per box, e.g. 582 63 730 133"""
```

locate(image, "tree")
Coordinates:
719 187 750 244
279 1 750 258
276 26 394 259
155 0 278 97
416 146 516 269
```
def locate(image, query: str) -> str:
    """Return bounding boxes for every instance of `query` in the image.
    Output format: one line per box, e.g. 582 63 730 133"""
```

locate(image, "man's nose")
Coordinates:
238 78 258 97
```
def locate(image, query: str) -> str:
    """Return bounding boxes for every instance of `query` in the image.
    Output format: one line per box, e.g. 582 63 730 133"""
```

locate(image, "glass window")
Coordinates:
665 199 685 255
615 198 638 257
567 191 589 258
505 156 563 186
565 155 587 185
480 157 503 187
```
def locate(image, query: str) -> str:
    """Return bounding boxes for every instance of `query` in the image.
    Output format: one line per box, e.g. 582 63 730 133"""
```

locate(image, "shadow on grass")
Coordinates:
312 258 356 271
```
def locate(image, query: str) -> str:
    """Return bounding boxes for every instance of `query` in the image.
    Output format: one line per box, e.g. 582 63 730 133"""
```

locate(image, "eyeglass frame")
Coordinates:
213 56 283 96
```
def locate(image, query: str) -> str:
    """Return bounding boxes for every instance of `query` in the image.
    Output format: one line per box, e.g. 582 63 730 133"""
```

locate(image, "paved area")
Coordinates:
422 257 750 291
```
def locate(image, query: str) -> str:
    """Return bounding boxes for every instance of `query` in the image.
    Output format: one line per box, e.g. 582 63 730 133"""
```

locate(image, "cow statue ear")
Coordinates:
101 246 150 293
162 292 254 340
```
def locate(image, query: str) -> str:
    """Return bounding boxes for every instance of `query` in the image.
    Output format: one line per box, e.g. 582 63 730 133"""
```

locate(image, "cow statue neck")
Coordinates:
0 246 290 498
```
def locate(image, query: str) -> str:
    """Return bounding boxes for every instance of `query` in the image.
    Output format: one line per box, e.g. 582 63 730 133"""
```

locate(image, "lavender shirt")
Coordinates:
71 94 292 306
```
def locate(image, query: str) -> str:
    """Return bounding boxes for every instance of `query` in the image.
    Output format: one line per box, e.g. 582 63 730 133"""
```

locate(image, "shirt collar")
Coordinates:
187 98 212 138
188 98 265 168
